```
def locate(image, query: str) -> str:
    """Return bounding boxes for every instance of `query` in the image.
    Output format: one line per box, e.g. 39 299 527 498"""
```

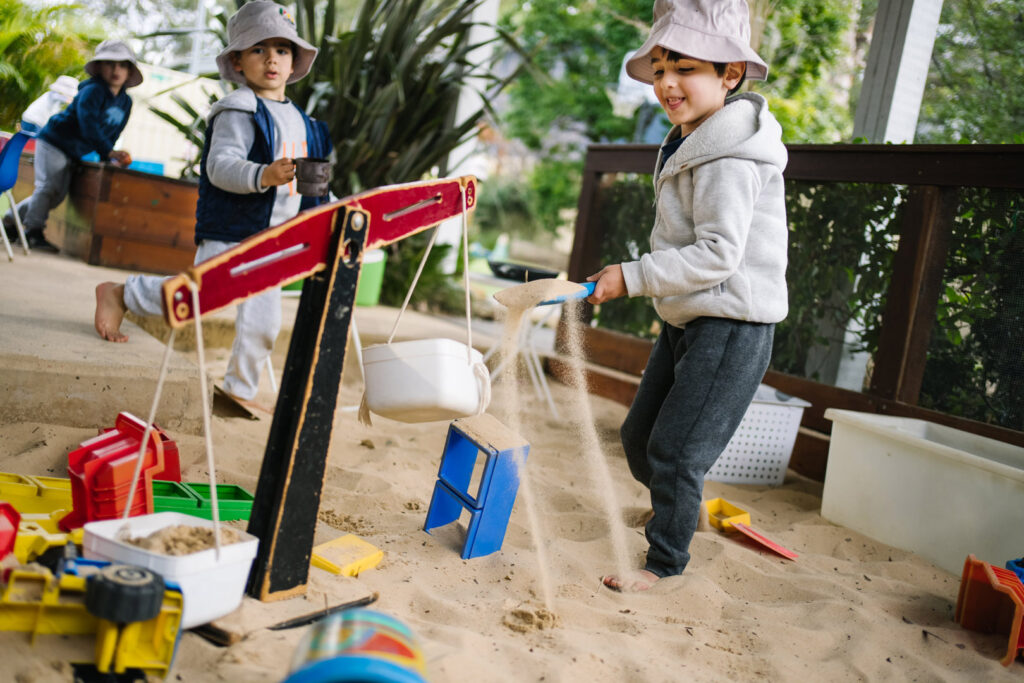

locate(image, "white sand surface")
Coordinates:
1 317 1021 681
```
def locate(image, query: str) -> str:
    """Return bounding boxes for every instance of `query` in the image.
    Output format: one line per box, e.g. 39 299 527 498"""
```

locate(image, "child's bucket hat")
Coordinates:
626 0 768 84
216 0 318 85
49 75 80 103
86 40 144 88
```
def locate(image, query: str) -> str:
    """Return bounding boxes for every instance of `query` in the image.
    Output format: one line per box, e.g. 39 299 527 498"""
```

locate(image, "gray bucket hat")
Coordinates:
216 1 318 85
626 0 768 84
85 40 143 88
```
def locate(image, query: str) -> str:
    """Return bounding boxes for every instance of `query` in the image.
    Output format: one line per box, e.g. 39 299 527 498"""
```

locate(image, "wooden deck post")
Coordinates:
867 185 955 403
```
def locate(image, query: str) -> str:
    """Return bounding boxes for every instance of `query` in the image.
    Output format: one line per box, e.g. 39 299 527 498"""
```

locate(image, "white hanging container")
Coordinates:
363 337 489 422
359 183 490 424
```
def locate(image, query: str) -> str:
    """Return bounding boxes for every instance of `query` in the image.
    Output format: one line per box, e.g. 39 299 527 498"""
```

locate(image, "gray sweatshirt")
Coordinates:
620 92 789 326
205 86 307 229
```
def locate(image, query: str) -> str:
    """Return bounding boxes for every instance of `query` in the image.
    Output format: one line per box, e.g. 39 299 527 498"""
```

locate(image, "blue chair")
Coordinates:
0 131 33 260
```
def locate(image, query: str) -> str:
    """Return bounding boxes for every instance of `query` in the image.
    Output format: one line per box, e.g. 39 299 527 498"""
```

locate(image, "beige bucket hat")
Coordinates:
216 1 318 85
85 40 143 88
626 0 768 84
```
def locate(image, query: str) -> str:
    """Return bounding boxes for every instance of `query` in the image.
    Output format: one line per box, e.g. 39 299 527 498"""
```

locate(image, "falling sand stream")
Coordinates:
493 279 632 614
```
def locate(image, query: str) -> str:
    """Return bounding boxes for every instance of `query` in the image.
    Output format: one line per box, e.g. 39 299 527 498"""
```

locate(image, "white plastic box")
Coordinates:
362 338 490 423
705 384 811 486
83 511 259 629
822 409 1024 575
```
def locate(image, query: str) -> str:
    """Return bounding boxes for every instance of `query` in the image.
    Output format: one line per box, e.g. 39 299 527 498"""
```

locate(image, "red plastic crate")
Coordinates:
59 413 173 530
0 502 19 560
955 554 1024 667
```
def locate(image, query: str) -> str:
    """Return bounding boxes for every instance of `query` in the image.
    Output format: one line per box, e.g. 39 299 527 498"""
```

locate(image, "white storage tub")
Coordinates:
362 338 490 423
706 384 811 486
83 511 259 629
822 409 1024 575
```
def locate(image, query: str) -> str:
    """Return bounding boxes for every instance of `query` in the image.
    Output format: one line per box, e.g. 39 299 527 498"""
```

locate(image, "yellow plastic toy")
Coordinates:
0 561 182 677
704 497 752 531
14 511 81 564
0 472 73 514
311 534 383 577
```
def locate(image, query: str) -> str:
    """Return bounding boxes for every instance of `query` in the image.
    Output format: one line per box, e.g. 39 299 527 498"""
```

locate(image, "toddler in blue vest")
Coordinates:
94 1 332 410
6 41 140 253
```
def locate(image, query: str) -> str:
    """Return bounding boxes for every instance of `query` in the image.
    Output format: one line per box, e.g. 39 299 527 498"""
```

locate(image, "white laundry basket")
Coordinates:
705 384 811 486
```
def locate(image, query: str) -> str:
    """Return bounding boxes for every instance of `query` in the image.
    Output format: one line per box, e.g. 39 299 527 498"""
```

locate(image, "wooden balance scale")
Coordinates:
159 176 477 601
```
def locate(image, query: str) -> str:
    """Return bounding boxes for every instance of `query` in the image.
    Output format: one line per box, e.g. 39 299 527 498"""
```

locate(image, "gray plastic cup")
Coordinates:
295 157 331 196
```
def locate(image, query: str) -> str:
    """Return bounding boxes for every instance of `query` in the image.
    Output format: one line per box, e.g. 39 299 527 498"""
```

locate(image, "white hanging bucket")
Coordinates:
363 338 490 423
359 180 490 425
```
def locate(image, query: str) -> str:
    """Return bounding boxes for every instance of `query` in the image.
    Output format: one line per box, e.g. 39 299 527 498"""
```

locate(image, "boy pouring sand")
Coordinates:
587 0 788 591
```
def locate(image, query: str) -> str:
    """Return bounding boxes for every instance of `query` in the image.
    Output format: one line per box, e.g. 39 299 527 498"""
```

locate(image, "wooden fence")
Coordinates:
557 143 1024 480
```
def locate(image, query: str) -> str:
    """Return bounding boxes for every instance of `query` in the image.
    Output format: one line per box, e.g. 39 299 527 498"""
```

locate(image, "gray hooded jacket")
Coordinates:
620 92 789 326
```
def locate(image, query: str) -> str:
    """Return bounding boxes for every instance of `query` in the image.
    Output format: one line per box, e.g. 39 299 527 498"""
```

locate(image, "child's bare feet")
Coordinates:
94 282 128 342
602 569 659 592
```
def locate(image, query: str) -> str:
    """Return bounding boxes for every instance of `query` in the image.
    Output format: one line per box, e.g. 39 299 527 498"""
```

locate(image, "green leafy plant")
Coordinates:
0 0 98 130
147 86 220 179
287 0 524 308
920 187 1024 429
291 0 522 198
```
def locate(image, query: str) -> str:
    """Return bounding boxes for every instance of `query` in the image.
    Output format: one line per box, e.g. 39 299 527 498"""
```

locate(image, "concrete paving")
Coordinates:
0 251 509 435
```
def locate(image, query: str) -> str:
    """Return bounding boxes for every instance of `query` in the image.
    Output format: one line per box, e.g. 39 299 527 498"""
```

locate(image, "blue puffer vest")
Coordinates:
194 97 332 245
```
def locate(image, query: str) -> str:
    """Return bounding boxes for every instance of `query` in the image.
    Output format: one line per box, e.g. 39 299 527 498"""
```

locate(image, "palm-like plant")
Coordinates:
290 0 523 197
0 0 97 130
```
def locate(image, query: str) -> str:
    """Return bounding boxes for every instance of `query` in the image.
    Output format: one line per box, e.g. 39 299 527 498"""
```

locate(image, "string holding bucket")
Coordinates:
121 276 224 560
359 181 490 426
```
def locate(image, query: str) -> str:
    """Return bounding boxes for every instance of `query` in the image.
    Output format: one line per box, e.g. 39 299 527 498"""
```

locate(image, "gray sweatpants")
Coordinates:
11 138 72 231
620 317 774 578
123 240 282 401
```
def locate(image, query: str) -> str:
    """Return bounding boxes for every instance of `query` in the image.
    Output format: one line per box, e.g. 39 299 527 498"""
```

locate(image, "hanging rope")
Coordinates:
360 183 489 424
122 327 177 520
189 281 223 559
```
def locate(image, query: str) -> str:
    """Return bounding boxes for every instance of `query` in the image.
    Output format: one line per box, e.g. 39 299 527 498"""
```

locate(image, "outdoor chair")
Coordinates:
0 131 32 260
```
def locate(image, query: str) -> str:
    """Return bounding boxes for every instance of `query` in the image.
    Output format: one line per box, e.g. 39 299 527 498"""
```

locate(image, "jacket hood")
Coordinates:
661 92 787 174
207 86 260 122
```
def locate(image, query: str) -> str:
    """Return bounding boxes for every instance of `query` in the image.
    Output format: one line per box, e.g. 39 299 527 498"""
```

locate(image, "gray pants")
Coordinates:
11 138 72 231
123 240 282 401
620 317 774 578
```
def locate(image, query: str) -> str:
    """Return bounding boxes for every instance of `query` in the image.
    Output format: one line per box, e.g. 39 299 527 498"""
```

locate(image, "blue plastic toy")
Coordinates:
423 414 529 559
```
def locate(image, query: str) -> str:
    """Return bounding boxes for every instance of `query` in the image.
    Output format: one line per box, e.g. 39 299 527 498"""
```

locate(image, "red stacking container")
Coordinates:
59 413 176 531
0 502 19 560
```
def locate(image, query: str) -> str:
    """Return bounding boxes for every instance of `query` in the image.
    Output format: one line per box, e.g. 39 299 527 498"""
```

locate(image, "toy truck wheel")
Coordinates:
86 564 165 623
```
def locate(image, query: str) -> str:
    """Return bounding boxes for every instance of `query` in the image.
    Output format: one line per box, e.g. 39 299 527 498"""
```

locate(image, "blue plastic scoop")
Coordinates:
538 281 596 306
493 280 596 309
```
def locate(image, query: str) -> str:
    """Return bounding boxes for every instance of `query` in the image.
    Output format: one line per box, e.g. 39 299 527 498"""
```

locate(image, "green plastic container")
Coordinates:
355 249 386 307
183 483 255 521
152 480 202 513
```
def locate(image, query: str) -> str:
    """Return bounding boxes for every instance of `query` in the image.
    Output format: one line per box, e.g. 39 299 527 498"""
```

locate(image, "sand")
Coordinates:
1 316 1021 681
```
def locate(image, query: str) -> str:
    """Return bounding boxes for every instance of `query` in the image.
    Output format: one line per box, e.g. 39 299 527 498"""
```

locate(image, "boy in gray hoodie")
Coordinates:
94 1 331 410
588 0 788 591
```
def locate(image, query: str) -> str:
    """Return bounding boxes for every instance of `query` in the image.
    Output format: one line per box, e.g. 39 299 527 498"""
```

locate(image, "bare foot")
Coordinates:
602 569 659 593
95 282 128 342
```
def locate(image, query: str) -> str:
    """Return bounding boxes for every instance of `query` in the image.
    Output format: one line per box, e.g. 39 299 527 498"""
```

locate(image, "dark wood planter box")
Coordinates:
16 155 198 275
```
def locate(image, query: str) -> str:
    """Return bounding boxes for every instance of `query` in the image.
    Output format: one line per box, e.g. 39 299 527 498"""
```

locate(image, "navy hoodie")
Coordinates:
38 77 131 161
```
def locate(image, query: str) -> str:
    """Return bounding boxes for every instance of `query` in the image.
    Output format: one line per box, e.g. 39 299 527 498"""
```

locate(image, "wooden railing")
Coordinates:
559 143 1024 480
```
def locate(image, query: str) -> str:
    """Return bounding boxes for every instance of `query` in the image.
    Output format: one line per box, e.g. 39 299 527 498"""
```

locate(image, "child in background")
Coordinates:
93 0 332 410
587 0 788 591
6 42 140 253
